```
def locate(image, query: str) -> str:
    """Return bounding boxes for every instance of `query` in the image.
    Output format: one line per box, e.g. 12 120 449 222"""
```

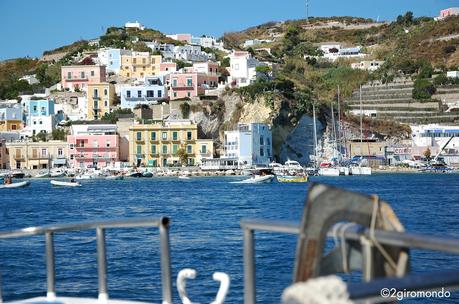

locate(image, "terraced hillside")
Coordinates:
345 80 459 124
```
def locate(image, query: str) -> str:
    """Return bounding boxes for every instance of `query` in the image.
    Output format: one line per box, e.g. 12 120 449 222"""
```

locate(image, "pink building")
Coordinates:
438 7 459 19
61 65 106 91
167 72 218 100
167 33 192 43
160 62 177 73
67 124 119 168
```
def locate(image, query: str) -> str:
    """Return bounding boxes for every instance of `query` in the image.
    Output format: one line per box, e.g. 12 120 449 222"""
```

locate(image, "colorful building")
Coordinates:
120 76 167 109
22 99 62 136
61 65 106 91
129 120 213 167
87 83 116 120
228 51 264 87
167 62 219 100
6 140 68 170
0 105 23 131
67 124 120 169
0 138 8 169
119 52 162 79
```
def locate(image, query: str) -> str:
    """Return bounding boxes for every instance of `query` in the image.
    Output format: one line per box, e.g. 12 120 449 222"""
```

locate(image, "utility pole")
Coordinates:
306 0 310 22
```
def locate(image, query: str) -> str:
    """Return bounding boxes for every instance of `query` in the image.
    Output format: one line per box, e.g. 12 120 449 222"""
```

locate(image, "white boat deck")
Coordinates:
7 297 152 304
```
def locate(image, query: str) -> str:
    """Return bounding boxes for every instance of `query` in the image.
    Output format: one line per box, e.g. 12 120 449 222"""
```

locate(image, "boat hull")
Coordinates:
232 175 275 184
350 167 372 175
0 181 30 189
50 180 82 187
277 175 308 183
318 168 340 176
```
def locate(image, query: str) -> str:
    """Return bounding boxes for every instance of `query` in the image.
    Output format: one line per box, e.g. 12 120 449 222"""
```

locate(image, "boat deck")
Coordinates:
7 297 151 304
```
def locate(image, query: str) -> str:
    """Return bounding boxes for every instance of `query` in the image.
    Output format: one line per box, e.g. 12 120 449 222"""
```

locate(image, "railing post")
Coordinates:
159 217 172 304
243 227 255 304
361 236 374 282
96 227 108 303
45 231 56 301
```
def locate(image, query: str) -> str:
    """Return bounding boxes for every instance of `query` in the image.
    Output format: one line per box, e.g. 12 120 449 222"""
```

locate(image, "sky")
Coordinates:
0 0 458 60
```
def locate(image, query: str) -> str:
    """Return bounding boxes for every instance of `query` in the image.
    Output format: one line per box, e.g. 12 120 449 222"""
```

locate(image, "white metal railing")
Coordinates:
0 217 172 303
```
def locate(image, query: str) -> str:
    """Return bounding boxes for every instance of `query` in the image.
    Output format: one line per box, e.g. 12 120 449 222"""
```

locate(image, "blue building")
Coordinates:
0 105 22 121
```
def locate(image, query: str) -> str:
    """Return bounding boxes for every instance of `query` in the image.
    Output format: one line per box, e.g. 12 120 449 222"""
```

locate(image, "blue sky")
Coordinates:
0 0 458 60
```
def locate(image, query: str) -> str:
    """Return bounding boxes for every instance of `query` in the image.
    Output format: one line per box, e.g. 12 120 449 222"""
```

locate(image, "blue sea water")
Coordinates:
0 174 458 303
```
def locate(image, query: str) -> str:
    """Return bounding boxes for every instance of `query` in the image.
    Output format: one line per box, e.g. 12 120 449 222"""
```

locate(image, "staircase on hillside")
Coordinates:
345 80 459 124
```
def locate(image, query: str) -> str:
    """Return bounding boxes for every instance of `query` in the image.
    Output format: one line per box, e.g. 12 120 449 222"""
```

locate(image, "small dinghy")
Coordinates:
178 175 190 180
231 174 275 184
50 180 82 187
0 181 30 189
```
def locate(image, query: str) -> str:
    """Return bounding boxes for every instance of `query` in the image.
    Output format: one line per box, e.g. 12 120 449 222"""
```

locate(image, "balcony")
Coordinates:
93 96 101 100
13 155 24 160
29 155 49 160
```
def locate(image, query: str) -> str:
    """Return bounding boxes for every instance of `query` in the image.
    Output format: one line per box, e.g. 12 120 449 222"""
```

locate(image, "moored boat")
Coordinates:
232 174 275 184
105 175 124 180
50 180 82 187
34 171 50 178
277 175 308 183
142 171 154 178
0 181 30 189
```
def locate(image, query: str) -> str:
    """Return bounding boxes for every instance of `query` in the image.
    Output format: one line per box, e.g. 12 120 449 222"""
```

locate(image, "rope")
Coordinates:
369 195 398 271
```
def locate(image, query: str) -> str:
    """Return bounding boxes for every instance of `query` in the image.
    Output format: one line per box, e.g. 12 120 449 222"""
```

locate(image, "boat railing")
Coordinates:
0 217 172 304
240 219 459 304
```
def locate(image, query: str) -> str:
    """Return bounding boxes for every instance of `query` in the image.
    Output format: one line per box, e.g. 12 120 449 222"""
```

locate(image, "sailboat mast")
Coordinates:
360 84 363 145
313 103 318 168
337 85 341 156
330 101 337 159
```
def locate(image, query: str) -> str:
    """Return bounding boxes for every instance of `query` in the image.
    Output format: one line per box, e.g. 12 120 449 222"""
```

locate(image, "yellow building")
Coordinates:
6 140 68 170
0 120 23 131
129 120 213 167
120 52 162 79
87 83 116 120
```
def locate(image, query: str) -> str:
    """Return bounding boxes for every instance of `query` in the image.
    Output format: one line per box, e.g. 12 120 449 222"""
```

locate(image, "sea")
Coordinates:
0 174 458 303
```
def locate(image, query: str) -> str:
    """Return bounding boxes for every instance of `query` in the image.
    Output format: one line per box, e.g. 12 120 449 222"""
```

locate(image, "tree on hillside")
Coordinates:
423 147 431 160
396 11 414 27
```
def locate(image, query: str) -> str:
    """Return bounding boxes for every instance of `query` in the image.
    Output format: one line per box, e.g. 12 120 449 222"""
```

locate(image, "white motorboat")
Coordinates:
350 166 372 175
0 181 30 189
34 171 50 178
50 180 82 187
338 166 350 176
76 174 96 180
105 175 124 180
50 171 66 178
232 174 275 184
142 171 154 178
178 175 191 180
318 167 340 177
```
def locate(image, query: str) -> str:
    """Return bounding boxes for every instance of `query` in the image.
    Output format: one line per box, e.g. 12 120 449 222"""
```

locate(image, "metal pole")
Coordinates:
313 103 318 168
159 217 172 304
243 228 255 304
361 237 374 282
45 232 56 301
337 85 342 156
96 227 108 302
360 85 363 145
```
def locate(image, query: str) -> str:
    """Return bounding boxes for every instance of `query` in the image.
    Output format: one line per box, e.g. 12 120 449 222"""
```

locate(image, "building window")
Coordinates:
201 145 207 154
172 79 177 87
187 145 192 154
104 89 108 96
158 90 162 98
137 90 142 98
173 92 177 98
67 72 72 79
173 144 178 154
58 148 63 156
127 90 131 98
162 132 167 140
94 100 98 109
187 131 192 140
260 147 264 157
93 89 99 97
104 100 108 107
106 140 111 147
136 131 142 141
187 78 193 87
136 145 142 155
91 70 95 76
146 90 154 98
162 145 168 154
172 131 178 140
260 136 264 145
187 92 191 97
151 145 156 154
41 148 47 157
151 132 156 141
80 72 85 79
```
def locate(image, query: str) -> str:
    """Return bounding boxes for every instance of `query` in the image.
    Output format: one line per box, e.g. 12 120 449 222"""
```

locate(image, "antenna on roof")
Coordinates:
306 0 310 22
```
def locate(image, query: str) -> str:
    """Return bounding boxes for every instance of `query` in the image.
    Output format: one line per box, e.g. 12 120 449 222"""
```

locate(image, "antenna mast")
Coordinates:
306 0 310 22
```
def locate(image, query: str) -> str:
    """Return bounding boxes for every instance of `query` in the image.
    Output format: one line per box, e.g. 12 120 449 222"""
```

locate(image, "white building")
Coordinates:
125 21 145 30
19 74 39 85
447 71 459 78
351 60 385 71
228 51 264 87
54 96 88 121
191 36 225 50
224 123 272 166
243 39 272 49
120 76 167 109
435 7 459 21
319 44 366 61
